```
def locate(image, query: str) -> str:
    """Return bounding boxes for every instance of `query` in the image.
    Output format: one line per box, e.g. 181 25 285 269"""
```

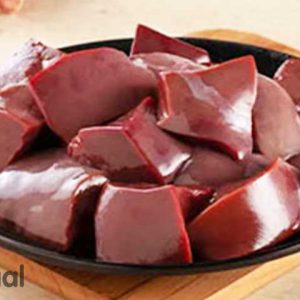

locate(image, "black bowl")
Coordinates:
0 38 297 275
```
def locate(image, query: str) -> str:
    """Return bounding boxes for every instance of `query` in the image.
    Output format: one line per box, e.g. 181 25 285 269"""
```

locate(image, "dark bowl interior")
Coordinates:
0 37 297 275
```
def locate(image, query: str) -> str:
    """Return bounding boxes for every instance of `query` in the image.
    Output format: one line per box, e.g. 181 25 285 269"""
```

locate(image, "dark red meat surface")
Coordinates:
0 39 63 89
274 58 300 105
30 48 156 142
131 24 210 64
158 56 257 160
95 183 194 264
253 75 300 159
0 149 107 252
0 40 63 170
0 110 40 170
188 159 300 261
68 97 191 184
131 52 206 76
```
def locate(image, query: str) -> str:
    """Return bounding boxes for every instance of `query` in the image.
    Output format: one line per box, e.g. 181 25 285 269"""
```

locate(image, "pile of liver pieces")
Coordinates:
0 25 300 265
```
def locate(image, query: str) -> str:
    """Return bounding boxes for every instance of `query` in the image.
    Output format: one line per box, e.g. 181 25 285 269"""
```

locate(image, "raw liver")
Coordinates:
158 56 257 160
30 48 156 142
174 148 244 188
0 110 41 170
95 183 194 264
274 58 300 105
0 39 63 89
253 75 300 159
0 84 43 125
188 159 300 261
0 149 107 252
131 52 206 76
174 147 271 188
0 40 62 170
174 185 214 223
131 24 210 64
68 97 191 184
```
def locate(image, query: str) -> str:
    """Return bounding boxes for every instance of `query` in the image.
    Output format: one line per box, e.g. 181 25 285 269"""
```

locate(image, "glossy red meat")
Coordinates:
0 84 43 125
0 110 41 170
0 39 62 123
158 56 257 160
131 52 206 76
68 97 191 184
0 149 107 252
30 48 156 142
0 39 63 89
253 75 300 159
95 183 193 264
0 40 62 169
188 159 300 261
174 185 214 223
131 25 210 64
174 148 244 188
174 146 270 188
274 58 300 105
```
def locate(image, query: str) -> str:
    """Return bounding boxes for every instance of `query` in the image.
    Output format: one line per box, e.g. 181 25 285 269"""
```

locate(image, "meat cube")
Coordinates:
158 56 257 160
68 97 191 184
95 183 194 264
0 110 40 170
0 39 63 89
174 148 244 188
274 58 300 105
30 48 156 142
0 149 107 252
175 148 270 188
131 52 206 76
253 75 300 159
0 84 43 125
0 40 63 169
131 24 210 64
188 158 300 260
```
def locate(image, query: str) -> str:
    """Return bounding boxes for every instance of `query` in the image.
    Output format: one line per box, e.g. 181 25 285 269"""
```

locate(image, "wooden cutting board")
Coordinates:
1 29 300 300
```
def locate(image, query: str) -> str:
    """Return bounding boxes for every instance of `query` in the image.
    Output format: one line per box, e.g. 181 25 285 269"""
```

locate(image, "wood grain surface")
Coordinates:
0 29 300 300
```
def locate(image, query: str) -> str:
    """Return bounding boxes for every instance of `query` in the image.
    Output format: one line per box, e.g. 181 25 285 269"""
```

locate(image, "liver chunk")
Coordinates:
95 183 195 264
188 159 300 260
131 24 210 64
274 58 300 105
0 149 107 252
68 97 191 184
30 48 156 142
158 56 257 160
253 75 300 159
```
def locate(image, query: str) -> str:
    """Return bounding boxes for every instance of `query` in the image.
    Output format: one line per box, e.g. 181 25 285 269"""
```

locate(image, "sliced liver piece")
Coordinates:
175 147 270 189
131 52 206 76
0 40 63 168
0 84 43 125
0 86 43 170
158 56 257 160
131 24 210 64
253 75 300 159
174 148 244 188
188 158 300 261
0 110 41 170
174 185 214 223
95 183 193 264
274 58 300 105
0 39 63 89
68 97 191 184
30 48 156 142
0 149 107 252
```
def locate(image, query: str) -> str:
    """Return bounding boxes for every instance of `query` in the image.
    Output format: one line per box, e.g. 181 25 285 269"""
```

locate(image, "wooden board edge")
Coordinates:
188 28 300 57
